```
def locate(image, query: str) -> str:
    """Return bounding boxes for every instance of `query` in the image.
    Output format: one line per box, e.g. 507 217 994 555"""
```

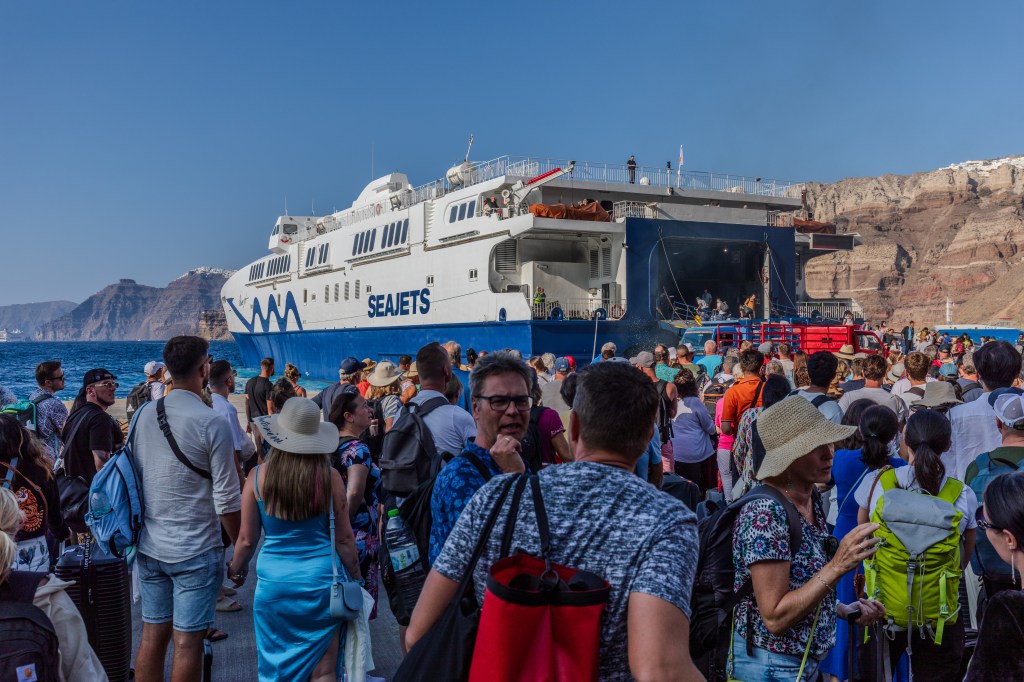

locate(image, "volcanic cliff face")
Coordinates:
801 157 1024 326
0 301 78 336
34 268 233 341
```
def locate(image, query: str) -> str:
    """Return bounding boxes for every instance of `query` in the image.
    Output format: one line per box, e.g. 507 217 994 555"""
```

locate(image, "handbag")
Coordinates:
329 494 364 621
469 475 611 682
56 410 92 527
394 475 518 682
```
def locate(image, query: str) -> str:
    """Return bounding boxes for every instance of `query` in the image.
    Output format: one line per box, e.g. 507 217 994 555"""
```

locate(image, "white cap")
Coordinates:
144 361 165 377
993 392 1024 430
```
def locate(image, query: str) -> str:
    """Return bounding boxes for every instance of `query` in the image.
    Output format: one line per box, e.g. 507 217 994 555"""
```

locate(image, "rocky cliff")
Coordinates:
34 268 233 341
197 308 231 341
802 157 1024 326
0 301 78 336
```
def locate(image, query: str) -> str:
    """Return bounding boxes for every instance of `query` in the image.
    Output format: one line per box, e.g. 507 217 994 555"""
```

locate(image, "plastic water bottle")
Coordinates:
385 509 426 615
90 490 112 517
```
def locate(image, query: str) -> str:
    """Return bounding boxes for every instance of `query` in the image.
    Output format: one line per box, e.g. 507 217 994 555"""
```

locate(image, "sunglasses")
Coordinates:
92 381 119 390
976 506 1002 532
49 374 65 382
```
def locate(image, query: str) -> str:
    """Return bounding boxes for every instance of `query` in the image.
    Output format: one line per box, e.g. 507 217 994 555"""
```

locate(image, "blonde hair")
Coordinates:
367 382 400 400
261 448 332 521
284 363 301 383
0 488 23 583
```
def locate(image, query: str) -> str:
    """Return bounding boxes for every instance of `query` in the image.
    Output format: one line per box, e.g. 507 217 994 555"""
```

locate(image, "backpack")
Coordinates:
0 572 59 682
85 403 147 557
379 396 451 498
1 394 52 433
702 379 733 418
655 381 674 443
863 468 964 644
959 380 981 397
968 453 1020 585
689 485 805 681
517 407 545 472
125 381 152 421
398 450 492 570
787 389 832 409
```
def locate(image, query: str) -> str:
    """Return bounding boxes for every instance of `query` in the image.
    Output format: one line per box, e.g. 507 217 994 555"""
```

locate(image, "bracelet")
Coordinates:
814 573 834 594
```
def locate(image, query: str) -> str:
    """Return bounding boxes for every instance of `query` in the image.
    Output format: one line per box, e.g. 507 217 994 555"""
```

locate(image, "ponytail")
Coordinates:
904 409 951 496
858 405 899 470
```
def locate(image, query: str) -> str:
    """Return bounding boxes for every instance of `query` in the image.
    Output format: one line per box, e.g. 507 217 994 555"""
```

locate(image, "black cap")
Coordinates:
82 368 117 388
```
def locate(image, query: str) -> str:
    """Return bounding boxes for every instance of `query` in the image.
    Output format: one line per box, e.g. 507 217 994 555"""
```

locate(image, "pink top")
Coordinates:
715 398 734 451
537 407 566 464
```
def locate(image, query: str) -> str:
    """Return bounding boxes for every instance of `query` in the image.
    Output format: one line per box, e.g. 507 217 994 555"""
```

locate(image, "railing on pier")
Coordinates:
613 201 657 220
531 298 626 321
794 300 864 320
768 210 795 227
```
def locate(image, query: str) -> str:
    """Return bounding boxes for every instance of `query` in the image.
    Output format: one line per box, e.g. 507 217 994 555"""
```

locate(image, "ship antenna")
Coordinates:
371 141 375 179
465 133 474 162
284 195 288 216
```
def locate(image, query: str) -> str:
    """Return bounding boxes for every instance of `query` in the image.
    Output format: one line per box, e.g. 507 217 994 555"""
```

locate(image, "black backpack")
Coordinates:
398 450 493 570
689 485 806 682
0 571 59 682
702 379 733 418
517 407 545 472
125 381 152 421
655 381 674 443
379 396 451 498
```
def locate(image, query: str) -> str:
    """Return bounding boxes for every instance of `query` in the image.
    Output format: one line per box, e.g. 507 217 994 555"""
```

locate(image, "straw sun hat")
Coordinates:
755 396 857 480
367 360 404 387
253 397 338 455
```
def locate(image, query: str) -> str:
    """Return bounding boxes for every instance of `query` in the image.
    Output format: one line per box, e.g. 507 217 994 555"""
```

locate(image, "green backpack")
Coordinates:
863 468 963 645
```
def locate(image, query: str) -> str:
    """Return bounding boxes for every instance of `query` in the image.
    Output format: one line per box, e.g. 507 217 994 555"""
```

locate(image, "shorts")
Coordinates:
728 630 822 682
137 547 224 632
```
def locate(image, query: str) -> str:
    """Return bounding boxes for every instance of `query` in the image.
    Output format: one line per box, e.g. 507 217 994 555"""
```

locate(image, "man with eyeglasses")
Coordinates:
27 360 69 462
61 369 124 503
427 350 530 566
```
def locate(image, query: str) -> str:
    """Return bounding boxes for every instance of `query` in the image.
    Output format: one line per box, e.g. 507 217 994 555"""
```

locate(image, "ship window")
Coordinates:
369 229 377 251
426 275 434 286
589 248 599 279
495 239 518 273
305 250 314 268
382 224 390 248
469 269 478 281
312 293 316 301
467 200 476 217
352 237 358 256
355 280 361 299
601 245 612 277
458 203 467 221
449 206 458 223
334 283 339 302
277 294 281 306
401 219 409 243
386 223 394 248
365 285 371 293
283 224 298 235
303 289 307 303
344 281 350 300
325 286 329 302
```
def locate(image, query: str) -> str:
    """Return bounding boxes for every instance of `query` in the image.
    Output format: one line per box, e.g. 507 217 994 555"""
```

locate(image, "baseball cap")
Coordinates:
938 344 952 353
82 368 116 387
144 360 165 377
553 357 570 373
938 363 958 378
339 357 366 374
630 351 655 368
993 392 1024 430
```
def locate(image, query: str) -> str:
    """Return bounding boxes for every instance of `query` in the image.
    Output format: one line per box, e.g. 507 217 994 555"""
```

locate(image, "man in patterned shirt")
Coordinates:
427 351 530 565
410 361 702 681
27 360 69 463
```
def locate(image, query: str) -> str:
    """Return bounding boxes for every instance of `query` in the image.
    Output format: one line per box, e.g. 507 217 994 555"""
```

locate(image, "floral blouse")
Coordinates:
732 497 837 656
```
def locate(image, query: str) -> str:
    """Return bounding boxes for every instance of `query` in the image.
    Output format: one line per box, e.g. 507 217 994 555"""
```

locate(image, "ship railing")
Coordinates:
613 201 657 220
768 210 795 227
531 298 627 321
794 300 864 320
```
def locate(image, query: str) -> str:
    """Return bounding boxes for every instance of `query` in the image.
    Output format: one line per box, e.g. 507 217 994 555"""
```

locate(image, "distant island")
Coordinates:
9 268 234 342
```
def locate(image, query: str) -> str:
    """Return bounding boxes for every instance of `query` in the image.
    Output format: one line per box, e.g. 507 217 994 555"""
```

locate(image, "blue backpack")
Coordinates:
968 452 1021 584
85 404 146 558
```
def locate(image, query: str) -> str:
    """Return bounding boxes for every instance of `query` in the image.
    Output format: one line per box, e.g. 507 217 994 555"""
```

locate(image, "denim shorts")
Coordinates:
137 548 224 632
728 630 822 682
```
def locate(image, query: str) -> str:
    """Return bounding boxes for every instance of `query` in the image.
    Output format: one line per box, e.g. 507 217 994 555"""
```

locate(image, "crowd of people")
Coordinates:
1 328 1024 680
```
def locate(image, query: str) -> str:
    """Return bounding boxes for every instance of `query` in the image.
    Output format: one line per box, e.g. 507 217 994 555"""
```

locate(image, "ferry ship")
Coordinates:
0 328 25 343
221 151 861 379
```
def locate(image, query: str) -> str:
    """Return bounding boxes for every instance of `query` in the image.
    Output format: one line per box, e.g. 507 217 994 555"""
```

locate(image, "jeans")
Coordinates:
728 630 821 682
137 547 224 632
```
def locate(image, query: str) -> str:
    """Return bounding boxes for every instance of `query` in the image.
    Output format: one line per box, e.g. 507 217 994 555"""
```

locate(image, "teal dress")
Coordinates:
254 466 342 681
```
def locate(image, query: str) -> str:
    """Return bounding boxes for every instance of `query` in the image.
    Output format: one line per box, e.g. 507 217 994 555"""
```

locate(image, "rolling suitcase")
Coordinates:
202 637 214 682
54 542 132 682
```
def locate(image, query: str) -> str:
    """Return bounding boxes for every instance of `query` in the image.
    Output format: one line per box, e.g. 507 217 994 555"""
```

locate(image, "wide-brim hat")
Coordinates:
756 396 857 480
253 397 338 455
367 360 403 387
833 344 864 360
886 363 905 383
914 381 963 409
405 361 419 377
361 358 377 372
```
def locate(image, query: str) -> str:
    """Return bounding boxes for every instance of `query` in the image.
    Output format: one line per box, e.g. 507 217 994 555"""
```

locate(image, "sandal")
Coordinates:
216 597 243 612
221 585 237 596
204 628 229 642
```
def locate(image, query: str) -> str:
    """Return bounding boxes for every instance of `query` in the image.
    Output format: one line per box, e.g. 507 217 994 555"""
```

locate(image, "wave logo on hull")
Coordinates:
226 292 304 333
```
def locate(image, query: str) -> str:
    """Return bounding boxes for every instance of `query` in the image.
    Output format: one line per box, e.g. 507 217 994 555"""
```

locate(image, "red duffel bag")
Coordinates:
469 474 611 682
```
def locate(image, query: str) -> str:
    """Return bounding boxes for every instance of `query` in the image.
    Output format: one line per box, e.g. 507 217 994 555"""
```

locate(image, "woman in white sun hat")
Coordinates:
229 397 362 682
729 396 887 682
365 360 405 431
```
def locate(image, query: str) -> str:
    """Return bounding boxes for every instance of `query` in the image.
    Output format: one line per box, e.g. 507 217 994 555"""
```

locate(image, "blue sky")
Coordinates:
1 1 1021 306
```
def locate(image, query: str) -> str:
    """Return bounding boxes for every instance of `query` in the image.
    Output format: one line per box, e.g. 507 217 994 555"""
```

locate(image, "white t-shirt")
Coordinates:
838 386 908 422
211 392 246 452
791 389 844 424
854 466 977 534
890 376 936 398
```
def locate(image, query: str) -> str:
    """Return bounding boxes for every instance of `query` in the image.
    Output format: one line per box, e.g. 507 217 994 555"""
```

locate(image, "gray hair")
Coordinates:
444 340 463 366
765 360 785 376
469 351 533 401
704 340 717 354
722 356 739 373
338 370 357 383
541 352 556 371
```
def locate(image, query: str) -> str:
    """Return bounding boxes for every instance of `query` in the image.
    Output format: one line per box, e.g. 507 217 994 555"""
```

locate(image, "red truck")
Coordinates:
682 322 886 358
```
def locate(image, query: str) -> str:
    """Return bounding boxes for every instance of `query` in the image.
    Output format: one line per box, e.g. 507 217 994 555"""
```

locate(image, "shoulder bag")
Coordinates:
156 398 211 479
329 493 364 621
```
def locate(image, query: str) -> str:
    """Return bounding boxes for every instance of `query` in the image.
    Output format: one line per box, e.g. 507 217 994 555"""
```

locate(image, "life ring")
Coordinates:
549 307 564 321
593 307 608 321
609 304 624 319
375 203 382 216
280 236 290 244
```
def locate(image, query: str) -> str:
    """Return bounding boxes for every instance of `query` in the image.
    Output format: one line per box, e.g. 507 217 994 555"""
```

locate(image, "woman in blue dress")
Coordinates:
821 402 906 682
229 398 363 682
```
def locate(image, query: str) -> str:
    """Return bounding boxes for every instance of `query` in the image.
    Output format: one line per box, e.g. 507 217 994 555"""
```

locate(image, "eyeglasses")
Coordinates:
49 374 65 382
92 381 119 390
976 506 1001 532
477 394 531 412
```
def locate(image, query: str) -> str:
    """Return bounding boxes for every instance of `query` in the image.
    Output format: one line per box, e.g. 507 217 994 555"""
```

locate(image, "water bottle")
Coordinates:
90 489 112 517
385 509 426 615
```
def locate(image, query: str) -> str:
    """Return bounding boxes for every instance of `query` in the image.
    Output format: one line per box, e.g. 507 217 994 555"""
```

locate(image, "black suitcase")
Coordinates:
202 637 213 682
54 542 132 682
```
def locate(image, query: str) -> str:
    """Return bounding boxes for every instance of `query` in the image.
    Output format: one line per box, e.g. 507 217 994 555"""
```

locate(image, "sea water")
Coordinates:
0 341 332 400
